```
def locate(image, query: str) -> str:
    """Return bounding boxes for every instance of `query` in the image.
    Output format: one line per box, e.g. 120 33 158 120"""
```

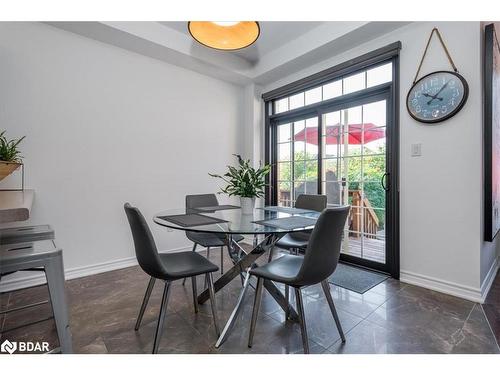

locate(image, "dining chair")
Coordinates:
182 194 244 285
275 194 327 256
124 203 220 354
247 206 350 354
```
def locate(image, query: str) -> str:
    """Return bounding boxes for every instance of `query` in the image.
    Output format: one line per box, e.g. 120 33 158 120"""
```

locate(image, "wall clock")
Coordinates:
407 28 469 124
406 70 469 123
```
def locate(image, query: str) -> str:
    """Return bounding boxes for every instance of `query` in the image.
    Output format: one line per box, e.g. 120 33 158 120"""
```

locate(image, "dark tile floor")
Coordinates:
483 270 500 345
1 251 499 354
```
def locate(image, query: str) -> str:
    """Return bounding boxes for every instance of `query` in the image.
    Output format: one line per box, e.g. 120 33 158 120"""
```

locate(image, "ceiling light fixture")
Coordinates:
188 21 260 51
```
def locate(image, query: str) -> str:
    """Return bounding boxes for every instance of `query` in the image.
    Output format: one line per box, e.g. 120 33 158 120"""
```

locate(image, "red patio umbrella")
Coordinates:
293 123 385 145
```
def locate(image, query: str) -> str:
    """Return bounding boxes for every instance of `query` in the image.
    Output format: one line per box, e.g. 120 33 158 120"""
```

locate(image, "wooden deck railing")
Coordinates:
349 190 379 238
278 188 380 238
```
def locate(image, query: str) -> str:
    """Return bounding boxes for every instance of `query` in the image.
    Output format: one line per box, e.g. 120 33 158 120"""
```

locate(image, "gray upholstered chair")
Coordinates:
124 203 220 354
275 194 327 255
247 206 350 354
182 194 244 285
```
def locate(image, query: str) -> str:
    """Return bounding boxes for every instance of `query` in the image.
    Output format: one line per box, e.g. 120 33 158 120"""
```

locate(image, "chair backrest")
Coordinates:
290 194 327 241
295 194 327 212
292 206 350 286
186 194 219 214
124 203 166 279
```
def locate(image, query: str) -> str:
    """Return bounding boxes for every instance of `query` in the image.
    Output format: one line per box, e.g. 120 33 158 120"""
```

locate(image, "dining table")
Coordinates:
153 204 321 347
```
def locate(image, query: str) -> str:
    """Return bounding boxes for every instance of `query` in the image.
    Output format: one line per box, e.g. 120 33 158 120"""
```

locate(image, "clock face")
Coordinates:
406 71 469 123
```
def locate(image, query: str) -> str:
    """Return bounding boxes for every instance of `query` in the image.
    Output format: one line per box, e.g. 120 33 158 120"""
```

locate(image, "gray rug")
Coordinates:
329 263 389 294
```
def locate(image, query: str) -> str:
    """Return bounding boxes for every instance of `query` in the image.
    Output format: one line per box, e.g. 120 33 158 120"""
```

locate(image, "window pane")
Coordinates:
294 161 306 180
278 162 291 180
294 181 306 200
289 92 305 110
278 123 291 142
363 101 386 127
278 181 292 207
363 155 385 181
323 80 342 100
278 143 291 161
323 143 340 159
293 120 306 160
305 87 322 105
324 111 341 127
275 97 289 114
367 63 392 88
363 127 386 155
322 158 340 181
305 117 318 158
363 182 386 210
343 72 366 95
345 156 362 182
305 160 318 181
324 181 342 205
345 105 362 124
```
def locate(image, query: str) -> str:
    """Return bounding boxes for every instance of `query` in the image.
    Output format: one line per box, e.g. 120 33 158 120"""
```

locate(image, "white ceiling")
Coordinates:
159 21 323 64
46 21 411 86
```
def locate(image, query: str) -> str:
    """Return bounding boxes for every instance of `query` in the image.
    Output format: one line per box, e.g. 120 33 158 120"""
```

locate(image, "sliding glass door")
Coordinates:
266 58 398 276
321 99 387 265
277 117 319 207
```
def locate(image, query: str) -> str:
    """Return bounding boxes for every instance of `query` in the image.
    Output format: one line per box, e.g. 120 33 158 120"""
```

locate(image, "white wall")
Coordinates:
0 22 245 283
256 22 488 300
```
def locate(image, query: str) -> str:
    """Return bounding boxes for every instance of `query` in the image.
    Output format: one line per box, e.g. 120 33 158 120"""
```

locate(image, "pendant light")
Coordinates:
188 21 260 51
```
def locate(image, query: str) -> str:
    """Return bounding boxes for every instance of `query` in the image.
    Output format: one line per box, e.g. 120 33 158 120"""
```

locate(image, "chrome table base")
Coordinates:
195 233 299 348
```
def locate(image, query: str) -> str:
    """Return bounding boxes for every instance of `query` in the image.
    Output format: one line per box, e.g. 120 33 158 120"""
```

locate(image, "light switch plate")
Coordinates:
411 143 422 157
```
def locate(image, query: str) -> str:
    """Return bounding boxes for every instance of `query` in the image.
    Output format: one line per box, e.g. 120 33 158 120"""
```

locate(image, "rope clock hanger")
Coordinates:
406 27 469 124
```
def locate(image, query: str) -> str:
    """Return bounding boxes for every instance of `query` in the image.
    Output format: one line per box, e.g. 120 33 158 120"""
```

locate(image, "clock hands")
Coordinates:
427 97 444 105
426 80 450 105
434 80 450 97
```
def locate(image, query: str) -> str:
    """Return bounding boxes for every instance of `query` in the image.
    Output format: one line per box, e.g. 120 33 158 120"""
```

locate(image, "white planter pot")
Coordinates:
240 197 256 215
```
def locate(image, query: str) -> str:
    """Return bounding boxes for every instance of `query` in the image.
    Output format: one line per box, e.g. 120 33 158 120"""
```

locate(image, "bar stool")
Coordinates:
0 226 72 353
0 224 55 245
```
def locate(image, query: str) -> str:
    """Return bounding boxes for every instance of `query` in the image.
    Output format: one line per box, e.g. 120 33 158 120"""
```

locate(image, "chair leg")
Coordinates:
267 244 275 263
321 280 345 343
152 281 171 354
294 287 310 354
204 247 211 289
248 277 264 348
284 284 290 320
183 243 198 286
220 246 224 274
206 273 221 337
191 276 198 313
135 277 156 331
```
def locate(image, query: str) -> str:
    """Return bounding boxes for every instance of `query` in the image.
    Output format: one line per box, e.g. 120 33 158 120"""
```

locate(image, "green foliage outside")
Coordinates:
278 147 386 228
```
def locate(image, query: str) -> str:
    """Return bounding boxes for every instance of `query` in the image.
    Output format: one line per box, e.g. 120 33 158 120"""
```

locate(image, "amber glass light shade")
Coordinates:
188 21 260 50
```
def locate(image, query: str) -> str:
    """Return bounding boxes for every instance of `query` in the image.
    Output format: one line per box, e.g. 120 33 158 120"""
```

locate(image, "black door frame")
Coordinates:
263 53 400 279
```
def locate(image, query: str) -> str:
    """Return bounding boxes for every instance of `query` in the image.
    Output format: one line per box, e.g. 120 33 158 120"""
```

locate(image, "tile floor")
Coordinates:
1 250 499 354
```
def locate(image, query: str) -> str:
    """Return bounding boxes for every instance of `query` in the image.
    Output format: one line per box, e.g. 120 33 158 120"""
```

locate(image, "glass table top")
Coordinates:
153 206 322 235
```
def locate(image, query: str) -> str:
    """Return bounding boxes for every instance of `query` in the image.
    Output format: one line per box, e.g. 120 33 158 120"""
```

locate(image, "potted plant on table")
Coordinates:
0 131 26 182
209 154 271 214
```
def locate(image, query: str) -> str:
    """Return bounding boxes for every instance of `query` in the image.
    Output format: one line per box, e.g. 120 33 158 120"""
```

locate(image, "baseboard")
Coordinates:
480 255 500 302
0 245 191 293
400 269 483 303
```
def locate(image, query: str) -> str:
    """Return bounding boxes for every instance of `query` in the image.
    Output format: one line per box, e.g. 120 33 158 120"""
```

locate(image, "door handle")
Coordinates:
381 172 390 191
